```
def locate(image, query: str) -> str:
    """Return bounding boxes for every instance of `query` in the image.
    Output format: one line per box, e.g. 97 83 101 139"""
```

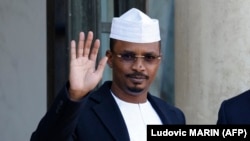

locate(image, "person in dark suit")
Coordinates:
217 89 250 124
30 8 185 141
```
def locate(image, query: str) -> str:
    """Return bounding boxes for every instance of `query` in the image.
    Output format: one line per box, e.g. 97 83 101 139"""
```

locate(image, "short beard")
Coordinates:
127 86 143 95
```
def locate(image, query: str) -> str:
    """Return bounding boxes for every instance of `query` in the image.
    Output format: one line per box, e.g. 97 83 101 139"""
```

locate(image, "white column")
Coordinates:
175 0 250 124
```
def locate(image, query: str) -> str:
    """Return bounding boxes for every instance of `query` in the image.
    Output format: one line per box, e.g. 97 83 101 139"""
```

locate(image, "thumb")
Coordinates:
95 57 108 76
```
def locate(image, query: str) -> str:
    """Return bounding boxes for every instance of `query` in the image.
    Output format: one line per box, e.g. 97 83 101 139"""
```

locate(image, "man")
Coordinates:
31 8 185 141
217 89 250 124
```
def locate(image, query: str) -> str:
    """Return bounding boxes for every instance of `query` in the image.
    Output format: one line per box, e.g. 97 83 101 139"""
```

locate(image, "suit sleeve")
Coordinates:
30 83 86 141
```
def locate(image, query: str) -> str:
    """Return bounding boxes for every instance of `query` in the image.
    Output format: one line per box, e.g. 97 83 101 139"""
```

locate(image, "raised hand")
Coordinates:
69 31 108 101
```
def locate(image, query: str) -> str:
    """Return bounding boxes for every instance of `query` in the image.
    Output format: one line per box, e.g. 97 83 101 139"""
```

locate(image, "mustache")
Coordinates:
126 73 149 79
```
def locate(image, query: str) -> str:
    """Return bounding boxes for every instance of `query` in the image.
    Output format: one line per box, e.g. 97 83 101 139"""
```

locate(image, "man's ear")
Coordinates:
106 50 113 68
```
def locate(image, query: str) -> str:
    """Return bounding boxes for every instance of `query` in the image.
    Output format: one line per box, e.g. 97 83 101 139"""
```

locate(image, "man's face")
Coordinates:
108 40 161 95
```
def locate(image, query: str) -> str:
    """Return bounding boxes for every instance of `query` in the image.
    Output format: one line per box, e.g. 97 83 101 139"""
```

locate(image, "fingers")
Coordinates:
77 32 85 57
89 39 100 61
70 40 76 60
83 31 93 57
72 31 100 60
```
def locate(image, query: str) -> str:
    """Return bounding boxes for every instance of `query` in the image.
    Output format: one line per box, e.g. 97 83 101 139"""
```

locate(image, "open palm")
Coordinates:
69 31 107 101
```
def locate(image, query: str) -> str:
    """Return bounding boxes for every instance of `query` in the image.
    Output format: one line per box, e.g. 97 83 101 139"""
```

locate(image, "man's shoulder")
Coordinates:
149 94 182 111
222 89 250 108
149 94 185 124
226 89 250 102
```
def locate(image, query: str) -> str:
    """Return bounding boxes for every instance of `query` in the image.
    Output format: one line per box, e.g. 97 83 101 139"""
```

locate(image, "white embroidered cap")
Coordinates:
110 8 161 43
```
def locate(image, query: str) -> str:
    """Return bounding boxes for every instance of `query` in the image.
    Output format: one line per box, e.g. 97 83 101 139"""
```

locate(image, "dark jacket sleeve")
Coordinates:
30 84 86 141
216 101 227 124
